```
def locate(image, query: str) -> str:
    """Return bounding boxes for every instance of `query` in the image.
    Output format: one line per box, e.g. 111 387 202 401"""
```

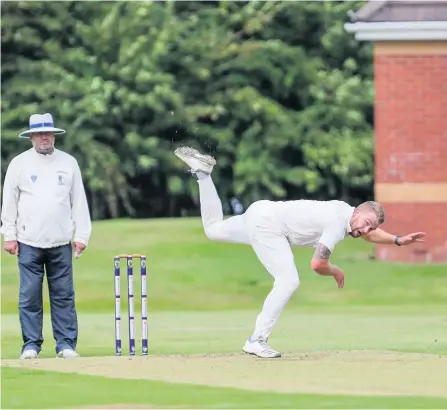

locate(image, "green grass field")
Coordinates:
1 217 447 409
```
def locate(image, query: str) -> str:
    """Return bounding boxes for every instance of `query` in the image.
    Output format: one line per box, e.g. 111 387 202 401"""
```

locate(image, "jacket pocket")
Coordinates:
17 214 41 244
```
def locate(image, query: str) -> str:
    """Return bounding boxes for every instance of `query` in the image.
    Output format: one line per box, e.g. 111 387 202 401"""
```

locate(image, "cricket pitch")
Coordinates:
2 350 446 397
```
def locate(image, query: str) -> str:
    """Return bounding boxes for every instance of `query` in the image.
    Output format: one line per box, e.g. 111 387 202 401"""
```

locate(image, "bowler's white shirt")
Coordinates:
1 148 92 248
274 200 355 251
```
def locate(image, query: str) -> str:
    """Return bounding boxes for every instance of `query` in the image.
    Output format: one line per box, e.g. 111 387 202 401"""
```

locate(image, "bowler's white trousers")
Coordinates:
198 177 299 341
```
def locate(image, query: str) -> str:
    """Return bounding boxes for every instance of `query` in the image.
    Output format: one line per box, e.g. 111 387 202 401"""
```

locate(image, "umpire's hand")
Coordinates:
4 240 18 256
72 242 86 258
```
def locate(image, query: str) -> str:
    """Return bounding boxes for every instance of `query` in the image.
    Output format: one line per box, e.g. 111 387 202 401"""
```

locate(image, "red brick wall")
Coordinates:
373 41 447 263
375 203 447 263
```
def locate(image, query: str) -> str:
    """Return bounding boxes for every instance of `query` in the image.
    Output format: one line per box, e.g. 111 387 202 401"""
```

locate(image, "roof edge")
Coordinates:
350 1 388 22
344 21 447 41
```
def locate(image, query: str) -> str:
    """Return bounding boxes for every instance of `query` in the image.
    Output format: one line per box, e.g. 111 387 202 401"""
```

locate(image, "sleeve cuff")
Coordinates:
73 237 89 246
318 240 335 253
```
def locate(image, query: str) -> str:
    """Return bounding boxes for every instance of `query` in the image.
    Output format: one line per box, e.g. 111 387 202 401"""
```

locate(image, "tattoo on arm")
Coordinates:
314 244 331 260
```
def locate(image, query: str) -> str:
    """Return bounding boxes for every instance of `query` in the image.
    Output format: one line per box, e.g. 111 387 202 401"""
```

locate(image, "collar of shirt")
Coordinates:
32 147 57 162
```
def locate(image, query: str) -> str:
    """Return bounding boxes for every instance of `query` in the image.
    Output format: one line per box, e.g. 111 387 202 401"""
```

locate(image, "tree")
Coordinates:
1 1 374 218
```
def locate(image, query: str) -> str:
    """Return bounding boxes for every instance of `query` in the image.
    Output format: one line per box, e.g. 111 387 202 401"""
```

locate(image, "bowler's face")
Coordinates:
349 212 380 238
31 132 55 154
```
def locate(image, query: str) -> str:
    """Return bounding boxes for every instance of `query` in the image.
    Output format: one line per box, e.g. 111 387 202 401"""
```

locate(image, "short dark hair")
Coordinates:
358 201 385 224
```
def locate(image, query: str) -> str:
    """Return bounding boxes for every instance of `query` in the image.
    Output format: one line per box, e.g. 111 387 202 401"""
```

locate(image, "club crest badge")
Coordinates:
31 175 37 183
58 175 64 185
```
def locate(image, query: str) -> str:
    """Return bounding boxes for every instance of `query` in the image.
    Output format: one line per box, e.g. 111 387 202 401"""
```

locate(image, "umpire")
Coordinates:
1 113 92 359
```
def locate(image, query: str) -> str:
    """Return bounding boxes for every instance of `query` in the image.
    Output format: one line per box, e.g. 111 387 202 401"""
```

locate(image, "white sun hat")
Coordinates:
19 113 66 138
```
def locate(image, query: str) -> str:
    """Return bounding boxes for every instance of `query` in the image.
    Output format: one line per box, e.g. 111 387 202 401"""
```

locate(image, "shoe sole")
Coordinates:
174 147 216 167
57 354 80 358
242 349 282 359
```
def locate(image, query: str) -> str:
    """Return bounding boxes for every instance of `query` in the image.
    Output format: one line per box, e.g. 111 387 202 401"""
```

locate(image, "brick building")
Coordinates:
345 0 447 263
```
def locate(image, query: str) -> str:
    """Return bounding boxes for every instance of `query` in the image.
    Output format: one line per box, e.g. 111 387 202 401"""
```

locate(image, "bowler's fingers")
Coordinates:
414 232 426 238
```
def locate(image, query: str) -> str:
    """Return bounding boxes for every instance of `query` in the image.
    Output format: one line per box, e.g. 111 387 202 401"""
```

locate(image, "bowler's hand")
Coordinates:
4 240 18 256
331 265 345 289
73 242 86 258
397 232 426 246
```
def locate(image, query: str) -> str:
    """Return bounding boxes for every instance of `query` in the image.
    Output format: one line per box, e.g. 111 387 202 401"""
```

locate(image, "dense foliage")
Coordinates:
1 1 373 219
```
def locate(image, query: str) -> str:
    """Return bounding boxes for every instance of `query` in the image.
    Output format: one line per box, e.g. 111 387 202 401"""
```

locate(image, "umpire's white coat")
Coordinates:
1 148 92 248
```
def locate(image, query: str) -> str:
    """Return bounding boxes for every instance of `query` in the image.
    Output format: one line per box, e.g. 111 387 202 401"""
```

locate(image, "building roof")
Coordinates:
350 0 447 22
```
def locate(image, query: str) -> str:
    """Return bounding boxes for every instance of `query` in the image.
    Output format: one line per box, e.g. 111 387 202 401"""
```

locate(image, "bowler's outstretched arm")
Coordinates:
362 228 426 245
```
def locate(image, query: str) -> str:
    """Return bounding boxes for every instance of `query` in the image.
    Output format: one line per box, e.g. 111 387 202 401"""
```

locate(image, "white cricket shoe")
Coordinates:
20 349 38 359
56 348 80 358
243 337 282 358
174 146 216 174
